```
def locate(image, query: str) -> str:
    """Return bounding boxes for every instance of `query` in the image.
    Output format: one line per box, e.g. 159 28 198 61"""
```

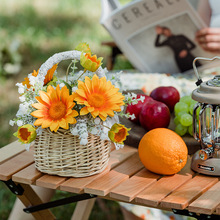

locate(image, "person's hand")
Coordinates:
196 28 220 53
179 50 187 58
155 26 163 35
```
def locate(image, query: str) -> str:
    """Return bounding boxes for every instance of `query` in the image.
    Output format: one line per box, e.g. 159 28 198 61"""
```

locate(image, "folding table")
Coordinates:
1 139 220 220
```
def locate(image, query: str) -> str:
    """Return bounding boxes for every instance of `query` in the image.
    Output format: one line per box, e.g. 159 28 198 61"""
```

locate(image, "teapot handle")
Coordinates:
193 56 220 86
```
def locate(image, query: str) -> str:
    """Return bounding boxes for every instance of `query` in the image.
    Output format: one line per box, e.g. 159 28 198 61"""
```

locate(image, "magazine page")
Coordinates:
100 0 217 74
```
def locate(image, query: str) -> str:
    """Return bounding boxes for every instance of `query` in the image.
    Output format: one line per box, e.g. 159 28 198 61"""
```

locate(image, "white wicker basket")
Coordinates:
33 50 113 177
34 128 111 177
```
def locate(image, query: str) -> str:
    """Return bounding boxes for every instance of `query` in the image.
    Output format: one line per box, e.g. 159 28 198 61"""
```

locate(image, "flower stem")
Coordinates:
102 125 111 130
66 60 74 81
76 69 86 81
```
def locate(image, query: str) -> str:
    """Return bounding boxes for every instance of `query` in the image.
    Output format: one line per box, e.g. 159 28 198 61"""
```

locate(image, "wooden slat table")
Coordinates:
1 141 220 220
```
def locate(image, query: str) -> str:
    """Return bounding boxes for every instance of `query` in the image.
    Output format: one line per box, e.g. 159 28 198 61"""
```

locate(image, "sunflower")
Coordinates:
74 74 125 121
22 64 58 88
31 85 78 132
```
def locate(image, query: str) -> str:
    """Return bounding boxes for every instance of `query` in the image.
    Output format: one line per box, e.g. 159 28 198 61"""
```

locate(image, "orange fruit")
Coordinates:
138 128 188 175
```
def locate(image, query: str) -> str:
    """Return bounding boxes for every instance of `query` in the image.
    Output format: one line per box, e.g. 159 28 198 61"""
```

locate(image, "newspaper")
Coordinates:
100 0 218 74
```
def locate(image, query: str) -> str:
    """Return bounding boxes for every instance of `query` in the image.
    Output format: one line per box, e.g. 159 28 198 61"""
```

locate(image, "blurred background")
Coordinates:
0 0 199 219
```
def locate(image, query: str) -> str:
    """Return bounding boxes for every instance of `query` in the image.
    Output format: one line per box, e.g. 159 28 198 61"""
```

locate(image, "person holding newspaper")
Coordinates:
196 0 220 54
155 25 201 73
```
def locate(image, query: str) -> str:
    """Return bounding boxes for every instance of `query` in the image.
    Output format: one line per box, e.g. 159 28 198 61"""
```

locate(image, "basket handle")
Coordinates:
38 50 106 78
193 56 220 86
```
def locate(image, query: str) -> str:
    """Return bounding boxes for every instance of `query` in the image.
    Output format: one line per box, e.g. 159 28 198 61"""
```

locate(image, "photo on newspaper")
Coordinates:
128 12 208 74
101 0 218 74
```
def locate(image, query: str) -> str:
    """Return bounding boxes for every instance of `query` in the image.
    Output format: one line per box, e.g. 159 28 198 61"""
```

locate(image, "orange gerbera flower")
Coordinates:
74 74 125 121
22 64 58 88
31 85 78 132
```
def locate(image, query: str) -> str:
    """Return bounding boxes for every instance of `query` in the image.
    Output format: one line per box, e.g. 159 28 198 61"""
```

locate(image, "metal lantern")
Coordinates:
191 57 220 176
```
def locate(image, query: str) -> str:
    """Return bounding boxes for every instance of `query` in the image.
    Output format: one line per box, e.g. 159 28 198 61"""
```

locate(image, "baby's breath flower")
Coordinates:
114 143 124 150
19 95 26 102
138 95 146 103
36 127 43 136
17 120 23 127
59 83 65 88
129 114 136 120
100 132 109 140
72 86 78 92
80 132 88 139
70 127 78 135
94 117 101 125
25 143 31 151
9 120 15 126
90 127 99 135
80 138 88 145
131 93 137 99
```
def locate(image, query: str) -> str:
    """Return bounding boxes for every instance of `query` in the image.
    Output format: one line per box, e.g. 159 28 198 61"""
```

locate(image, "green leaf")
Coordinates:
60 80 72 94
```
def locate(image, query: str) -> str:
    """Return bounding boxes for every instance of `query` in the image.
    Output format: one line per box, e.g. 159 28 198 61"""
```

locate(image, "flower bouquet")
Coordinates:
10 43 142 177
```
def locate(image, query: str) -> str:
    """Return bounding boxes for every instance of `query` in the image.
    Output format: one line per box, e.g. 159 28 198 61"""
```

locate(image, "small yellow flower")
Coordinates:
108 123 130 144
80 52 103 72
75 42 91 53
14 124 37 144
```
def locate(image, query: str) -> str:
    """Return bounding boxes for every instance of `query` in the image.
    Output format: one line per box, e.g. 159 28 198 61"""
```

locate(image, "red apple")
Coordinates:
126 94 152 124
150 86 180 112
139 99 170 131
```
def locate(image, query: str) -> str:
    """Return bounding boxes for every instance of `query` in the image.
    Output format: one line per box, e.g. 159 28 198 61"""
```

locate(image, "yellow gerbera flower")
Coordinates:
14 124 37 144
108 123 130 144
31 85 78 132
74 74 125 121
80 52 103 72
22 64 58 88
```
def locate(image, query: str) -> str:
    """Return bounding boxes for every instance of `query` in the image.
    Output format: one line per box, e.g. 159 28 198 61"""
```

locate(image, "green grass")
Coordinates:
0 1 133 219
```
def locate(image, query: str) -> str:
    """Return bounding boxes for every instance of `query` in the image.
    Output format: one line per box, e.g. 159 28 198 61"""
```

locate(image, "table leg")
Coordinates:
17 183 55 220
71 198 96 220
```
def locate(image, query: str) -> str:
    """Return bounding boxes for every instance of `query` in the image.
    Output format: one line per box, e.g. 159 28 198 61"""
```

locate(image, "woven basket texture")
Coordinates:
34 128 111 177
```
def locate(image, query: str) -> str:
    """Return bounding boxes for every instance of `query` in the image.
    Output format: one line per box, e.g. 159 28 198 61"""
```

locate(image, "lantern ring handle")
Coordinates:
193 56 220 86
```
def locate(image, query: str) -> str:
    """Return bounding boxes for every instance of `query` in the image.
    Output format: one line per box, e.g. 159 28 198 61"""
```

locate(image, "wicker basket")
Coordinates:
32 50 116 177
34 128 111 177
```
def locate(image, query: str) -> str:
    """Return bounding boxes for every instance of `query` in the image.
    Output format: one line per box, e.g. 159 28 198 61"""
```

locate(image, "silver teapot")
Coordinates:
191 57 220 175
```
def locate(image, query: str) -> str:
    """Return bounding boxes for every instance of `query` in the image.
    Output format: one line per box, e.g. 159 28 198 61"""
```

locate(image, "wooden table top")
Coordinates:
1 141 220 217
